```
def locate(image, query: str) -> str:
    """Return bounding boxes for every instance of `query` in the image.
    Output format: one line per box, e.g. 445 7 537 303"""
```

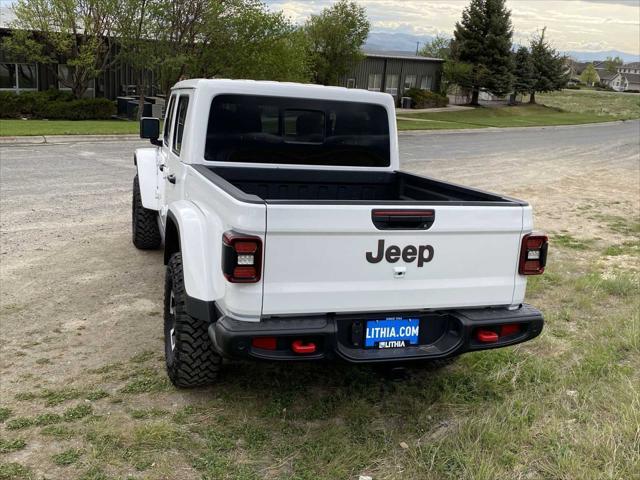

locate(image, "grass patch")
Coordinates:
0 119 138 136
0 408 11 423
0 463 32 480
15 387 108 406
553 233 595 250
603 241 639 256
119 368 170 394
63 404 93 421
129 351 155 364
537 89 640 119
397 103 623 131
40 424 76 439
6 417 35 430
78 466 110 480
130 408 169 420
52 449 84 466
0 438 27 454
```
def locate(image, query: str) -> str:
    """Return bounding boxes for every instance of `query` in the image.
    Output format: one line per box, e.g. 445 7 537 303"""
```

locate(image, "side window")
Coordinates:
163 95 176 145
172 95 189 155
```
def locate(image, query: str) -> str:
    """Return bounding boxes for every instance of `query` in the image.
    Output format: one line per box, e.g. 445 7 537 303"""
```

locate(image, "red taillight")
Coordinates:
252 337 277 350
500 324 520 336
222 231 262 283
519 233 548 275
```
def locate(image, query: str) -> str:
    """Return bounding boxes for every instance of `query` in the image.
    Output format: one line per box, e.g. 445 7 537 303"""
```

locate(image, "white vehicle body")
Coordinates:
133 79 545 377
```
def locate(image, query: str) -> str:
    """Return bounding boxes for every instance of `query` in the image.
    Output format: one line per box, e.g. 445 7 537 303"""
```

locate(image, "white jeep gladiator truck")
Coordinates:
133 79 547 387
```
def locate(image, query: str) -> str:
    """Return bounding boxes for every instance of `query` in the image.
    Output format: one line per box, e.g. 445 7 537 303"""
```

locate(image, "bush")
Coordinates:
0 90 115 120
595 82 614 92
404 88 449 108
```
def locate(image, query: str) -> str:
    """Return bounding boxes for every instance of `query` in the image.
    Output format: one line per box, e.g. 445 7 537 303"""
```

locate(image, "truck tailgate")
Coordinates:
262 204 523 315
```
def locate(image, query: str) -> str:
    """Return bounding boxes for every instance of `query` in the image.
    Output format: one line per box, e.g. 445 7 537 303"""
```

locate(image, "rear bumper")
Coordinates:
207 304 544 363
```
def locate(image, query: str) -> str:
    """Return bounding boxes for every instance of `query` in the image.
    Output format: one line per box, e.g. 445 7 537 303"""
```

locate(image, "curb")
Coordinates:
0 134 141 146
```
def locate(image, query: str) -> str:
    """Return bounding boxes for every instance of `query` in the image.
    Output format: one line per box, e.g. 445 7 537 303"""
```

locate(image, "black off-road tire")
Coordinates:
132 175 161 250
164 253 221 388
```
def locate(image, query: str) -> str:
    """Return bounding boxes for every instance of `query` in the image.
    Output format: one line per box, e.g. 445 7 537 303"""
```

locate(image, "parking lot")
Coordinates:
1 121 639 479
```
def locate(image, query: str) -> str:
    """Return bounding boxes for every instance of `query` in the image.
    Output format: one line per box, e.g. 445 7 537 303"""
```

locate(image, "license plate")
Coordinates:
365 317 420 349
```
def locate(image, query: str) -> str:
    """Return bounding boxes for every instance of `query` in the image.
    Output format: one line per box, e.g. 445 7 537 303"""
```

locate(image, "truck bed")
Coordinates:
192 165 525 206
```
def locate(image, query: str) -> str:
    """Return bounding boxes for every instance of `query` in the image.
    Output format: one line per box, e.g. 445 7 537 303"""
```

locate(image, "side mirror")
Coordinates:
140 117 162 146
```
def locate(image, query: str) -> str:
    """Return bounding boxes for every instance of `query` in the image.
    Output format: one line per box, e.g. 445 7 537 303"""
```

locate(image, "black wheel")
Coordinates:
164 253 221 387
132 175 161 250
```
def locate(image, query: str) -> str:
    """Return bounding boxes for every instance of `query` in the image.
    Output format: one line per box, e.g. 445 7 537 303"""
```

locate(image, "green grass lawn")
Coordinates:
538 89 640 119
398 89 640 131
0 119 139 136
397 103 625 131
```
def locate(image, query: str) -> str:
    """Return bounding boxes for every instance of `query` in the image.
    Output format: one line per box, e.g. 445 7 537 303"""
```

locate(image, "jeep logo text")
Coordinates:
366 239 434 267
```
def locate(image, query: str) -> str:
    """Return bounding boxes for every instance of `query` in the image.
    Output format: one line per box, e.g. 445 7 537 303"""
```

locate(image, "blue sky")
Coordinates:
266 0 640 54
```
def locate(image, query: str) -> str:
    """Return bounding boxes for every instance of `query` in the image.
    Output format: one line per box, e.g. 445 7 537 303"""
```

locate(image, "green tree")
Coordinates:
451 0 514 105
304 0 370 85
604 56 623 74
510 46 534 104
193 0 309 83
528 28 568 103
580 63 599 86
419 34 451 60
4 0 120 98
115 0 160 117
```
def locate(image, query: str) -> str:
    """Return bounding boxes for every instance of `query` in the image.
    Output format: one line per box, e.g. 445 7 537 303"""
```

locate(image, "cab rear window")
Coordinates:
204 94 390 167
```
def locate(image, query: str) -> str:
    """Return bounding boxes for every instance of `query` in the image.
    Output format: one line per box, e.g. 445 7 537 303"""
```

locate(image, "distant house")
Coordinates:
566 59 640 91
617 62 640 91
596 69 627 91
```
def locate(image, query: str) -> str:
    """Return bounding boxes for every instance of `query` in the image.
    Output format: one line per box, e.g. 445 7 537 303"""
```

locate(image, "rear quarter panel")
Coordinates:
172 166 266 321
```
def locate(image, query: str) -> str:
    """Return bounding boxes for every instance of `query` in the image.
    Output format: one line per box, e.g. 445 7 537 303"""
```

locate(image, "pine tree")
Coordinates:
528 28 569 103
510 46 534 104
451 0 514 105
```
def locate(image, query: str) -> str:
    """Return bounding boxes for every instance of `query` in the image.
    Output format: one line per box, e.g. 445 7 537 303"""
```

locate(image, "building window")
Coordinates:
404 75 416 90
346 78 356 89
420 75 433 91
367 73 382 91
385 74 399 96
0 63 37 91
58 64 95 98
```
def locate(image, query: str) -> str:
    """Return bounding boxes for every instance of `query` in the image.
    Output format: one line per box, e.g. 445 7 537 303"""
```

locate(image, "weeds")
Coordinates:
0 438 27 454
52 449 83 466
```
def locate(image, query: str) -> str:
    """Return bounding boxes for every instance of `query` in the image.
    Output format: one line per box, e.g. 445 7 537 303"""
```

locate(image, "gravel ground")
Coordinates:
0 120 638 478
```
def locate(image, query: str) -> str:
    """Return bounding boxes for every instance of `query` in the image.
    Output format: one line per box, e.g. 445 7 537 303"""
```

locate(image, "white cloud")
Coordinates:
266 0 640 53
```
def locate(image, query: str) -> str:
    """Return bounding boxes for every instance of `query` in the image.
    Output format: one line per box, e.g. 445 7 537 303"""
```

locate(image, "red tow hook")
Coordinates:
476 329 499 343
291 339 316 354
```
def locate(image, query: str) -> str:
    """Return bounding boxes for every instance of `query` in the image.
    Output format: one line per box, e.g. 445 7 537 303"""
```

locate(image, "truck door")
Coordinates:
157 93 176 226
164 93 190 208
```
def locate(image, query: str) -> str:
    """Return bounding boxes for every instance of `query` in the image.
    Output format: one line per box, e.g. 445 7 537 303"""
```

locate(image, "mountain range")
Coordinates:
365 32 640 63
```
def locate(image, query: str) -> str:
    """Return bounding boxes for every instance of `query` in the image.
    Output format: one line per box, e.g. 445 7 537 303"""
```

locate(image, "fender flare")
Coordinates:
134 148 159 211
165 201 224 305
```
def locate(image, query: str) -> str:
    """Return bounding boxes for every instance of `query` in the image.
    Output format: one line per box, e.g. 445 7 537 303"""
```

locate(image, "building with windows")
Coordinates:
341 51 444 102
1 15 443 102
